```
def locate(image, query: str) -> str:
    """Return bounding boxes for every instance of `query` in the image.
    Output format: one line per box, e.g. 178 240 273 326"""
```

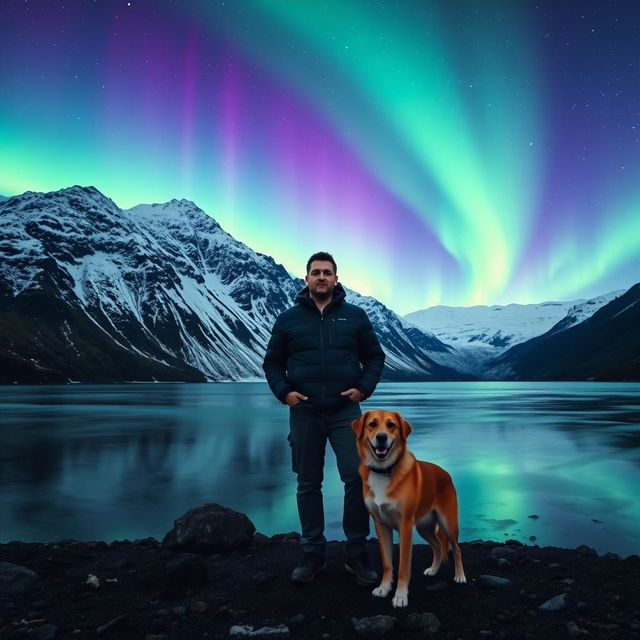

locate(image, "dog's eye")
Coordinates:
386 422 396 430
367 422 377 428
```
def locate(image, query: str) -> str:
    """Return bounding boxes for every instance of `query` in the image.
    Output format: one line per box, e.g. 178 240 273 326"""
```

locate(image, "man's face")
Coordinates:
305 260 338 301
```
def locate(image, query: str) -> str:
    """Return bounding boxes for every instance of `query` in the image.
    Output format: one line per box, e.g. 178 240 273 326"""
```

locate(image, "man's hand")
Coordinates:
341 388 364 403
285 391 309 407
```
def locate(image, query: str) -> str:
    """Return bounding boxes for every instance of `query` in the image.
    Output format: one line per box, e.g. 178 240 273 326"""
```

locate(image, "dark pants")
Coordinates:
288 404 370 557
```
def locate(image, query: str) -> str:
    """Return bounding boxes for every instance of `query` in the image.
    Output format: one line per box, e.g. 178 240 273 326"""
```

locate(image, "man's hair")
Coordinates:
306 251 337 274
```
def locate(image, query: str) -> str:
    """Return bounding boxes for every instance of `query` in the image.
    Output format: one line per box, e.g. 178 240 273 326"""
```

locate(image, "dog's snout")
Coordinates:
375 433 388 444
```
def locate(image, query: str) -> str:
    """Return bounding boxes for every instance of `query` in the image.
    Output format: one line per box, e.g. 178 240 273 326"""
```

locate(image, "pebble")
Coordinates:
477 575 513 589
567 621 587 636
229 624 290 638
287 613 306 627
489 547 518 560
505 539 523 547
172 605 188 616
252 571 270 584
190 600 209 613
406 612 440 634
351 615 395 636
85 573 100 589
539 593 568 611
574 545 597 557
28 625 58 640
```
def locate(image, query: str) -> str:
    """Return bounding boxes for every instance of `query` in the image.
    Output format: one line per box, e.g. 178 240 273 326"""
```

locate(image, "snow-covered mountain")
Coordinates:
485 284 640 381
405 295 622 351
0 186 464 383
403 292 622 375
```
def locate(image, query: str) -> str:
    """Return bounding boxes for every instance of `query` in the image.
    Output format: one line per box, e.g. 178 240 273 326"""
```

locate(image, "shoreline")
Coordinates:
1 533 638 640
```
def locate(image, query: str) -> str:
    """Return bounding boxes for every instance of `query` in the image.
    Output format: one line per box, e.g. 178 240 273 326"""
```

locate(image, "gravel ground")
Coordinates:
1 534 639 640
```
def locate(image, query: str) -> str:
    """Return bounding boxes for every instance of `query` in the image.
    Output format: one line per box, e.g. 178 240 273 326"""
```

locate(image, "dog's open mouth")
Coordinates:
370 441 393 460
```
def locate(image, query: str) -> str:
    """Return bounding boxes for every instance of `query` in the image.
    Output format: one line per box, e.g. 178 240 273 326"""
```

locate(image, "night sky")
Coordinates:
2 0 639 314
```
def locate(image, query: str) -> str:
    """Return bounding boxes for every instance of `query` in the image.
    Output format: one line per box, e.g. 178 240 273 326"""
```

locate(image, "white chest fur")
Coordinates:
365 472 400 529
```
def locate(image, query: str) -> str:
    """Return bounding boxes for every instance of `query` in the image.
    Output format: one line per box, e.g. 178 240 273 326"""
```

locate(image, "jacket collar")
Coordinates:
295 282 346 313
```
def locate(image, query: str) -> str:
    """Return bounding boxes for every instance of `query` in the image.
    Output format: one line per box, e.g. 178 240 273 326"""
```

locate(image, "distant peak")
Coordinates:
61 185 104 197
168 198 198 207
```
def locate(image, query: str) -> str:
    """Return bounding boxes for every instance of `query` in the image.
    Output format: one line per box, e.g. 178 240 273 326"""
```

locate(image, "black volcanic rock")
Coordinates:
0 533 639 640
163 503 256 553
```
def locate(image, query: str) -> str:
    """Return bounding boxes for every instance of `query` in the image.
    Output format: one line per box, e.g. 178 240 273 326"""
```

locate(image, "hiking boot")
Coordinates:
291 553 327 583
345 553 378 586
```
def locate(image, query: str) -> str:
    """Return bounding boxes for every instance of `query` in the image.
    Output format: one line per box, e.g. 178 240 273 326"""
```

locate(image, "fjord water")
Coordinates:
1 382 638 556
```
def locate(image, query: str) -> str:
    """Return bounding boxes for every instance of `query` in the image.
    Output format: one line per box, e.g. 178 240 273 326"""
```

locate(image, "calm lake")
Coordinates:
1 382 639 556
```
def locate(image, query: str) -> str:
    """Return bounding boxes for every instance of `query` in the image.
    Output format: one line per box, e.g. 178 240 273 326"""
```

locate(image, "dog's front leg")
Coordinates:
392 519 413 608
372 519 393 598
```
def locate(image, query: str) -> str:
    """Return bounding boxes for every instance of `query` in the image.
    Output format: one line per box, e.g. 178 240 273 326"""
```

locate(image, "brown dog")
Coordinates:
352 410 466 608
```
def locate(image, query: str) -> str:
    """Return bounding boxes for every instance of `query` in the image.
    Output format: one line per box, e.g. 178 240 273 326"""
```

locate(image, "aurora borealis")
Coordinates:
2 0 639 313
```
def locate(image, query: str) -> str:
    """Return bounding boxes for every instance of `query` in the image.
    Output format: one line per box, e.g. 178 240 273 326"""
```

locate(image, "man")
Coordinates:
263 251 386 584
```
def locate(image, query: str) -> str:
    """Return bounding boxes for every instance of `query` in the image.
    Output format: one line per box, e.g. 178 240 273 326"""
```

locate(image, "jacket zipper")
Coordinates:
320 309 325 408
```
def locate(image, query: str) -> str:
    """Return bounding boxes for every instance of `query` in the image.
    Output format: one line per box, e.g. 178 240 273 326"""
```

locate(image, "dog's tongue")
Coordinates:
375 448 388 456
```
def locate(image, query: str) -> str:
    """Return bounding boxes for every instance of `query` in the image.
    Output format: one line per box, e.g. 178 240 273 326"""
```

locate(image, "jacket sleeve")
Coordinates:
262 315 291 404
356 311 386 399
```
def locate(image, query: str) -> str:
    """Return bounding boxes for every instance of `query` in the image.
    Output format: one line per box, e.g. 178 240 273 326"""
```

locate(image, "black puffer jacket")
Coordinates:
262 284 386 413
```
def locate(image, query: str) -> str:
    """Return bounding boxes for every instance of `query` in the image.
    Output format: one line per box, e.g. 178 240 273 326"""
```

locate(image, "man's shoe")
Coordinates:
291 553 327 583
345 553 378 586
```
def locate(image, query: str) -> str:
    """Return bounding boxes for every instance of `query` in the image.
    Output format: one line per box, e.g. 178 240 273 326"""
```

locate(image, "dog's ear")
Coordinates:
394 412 413 439
351 411 369 436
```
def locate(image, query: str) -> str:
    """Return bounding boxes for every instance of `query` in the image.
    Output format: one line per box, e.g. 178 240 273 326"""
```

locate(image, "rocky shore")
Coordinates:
1 504 638 640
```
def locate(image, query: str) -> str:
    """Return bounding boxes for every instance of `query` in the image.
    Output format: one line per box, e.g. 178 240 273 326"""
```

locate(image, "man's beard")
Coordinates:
311 285 333 300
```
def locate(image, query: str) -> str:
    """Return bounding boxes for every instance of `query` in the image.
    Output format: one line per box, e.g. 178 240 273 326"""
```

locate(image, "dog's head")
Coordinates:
351 410 413 470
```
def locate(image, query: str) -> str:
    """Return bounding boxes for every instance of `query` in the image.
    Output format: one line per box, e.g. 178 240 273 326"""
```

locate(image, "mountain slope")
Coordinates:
486 283 640 381
0 186 464 383
404 293 621 353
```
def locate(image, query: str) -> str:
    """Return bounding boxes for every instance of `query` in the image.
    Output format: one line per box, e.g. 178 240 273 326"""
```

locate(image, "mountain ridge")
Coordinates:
1 186 637 383
0 186 466 384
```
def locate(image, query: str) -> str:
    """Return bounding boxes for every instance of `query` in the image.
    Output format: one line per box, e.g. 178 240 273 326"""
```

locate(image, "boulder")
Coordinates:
163 503 256 553
352 616 395 636
0 562 39 595
406 612 441 634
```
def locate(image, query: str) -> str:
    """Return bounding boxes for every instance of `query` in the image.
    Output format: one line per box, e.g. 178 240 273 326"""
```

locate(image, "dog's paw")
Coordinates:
454 574 467 584
372 584 392 598
423 566 439 576
391 593 408 608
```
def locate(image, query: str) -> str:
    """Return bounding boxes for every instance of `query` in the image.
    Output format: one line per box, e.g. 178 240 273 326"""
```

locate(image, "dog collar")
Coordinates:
368 462 396 475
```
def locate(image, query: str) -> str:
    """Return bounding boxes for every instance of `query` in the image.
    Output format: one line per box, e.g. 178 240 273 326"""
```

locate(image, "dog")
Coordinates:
352 409 466 608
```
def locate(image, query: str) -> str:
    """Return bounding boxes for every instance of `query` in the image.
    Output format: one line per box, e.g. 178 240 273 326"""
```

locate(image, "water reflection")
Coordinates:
0 382 638 555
